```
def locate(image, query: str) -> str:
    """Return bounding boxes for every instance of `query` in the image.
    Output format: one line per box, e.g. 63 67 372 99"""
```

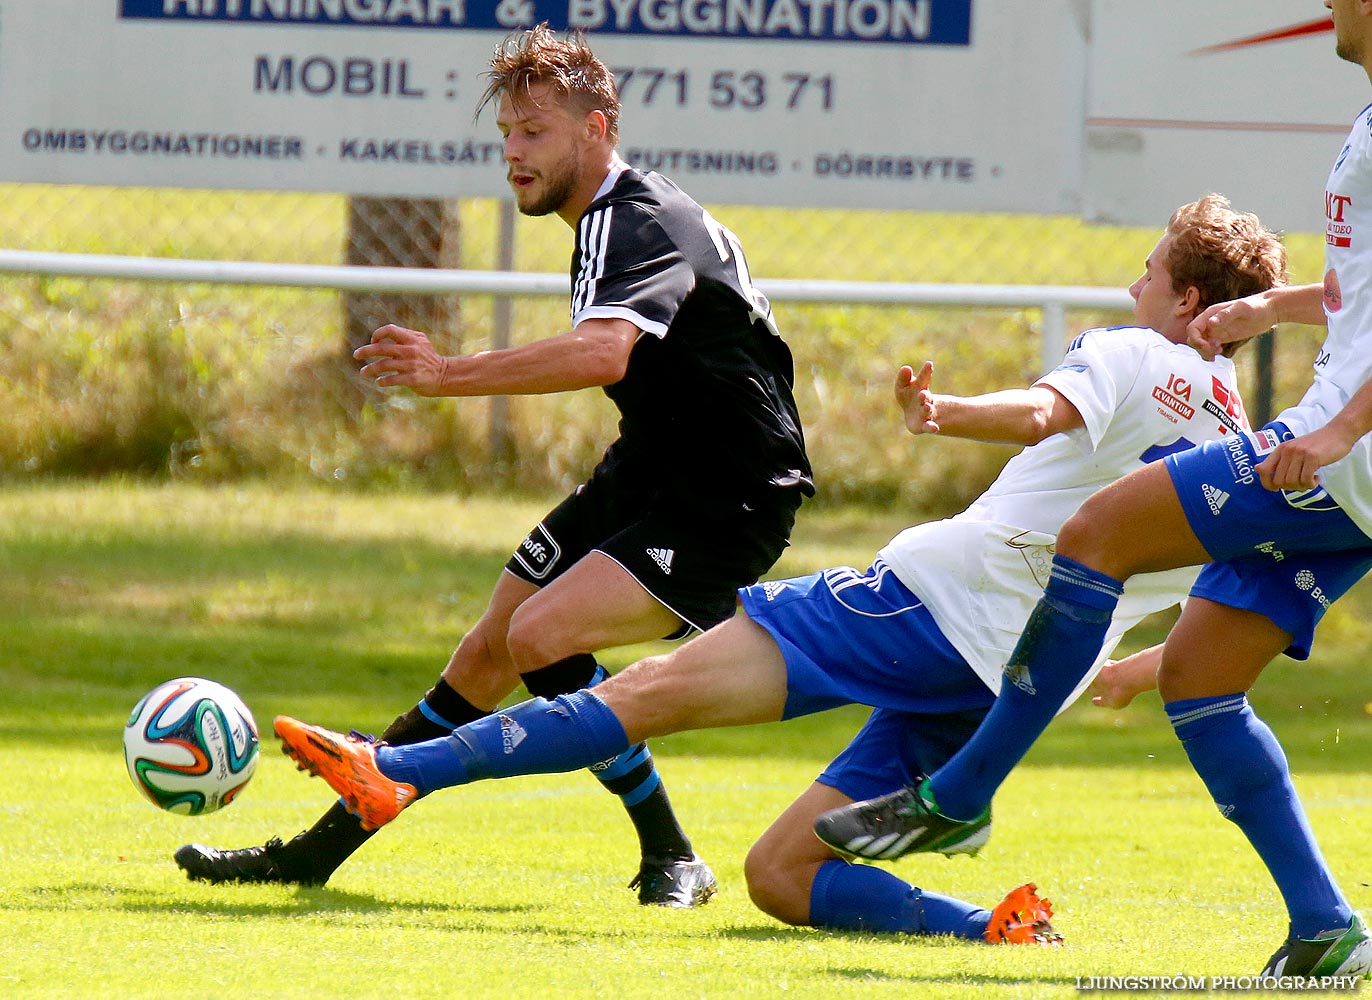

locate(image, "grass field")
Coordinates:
2 482 1370 999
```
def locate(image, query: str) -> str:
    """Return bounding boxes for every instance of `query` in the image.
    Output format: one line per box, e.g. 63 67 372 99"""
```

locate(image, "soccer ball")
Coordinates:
123 677 260 815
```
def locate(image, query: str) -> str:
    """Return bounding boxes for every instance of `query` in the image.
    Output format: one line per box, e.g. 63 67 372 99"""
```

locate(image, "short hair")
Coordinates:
477 23 620 146
1165 194 1288 356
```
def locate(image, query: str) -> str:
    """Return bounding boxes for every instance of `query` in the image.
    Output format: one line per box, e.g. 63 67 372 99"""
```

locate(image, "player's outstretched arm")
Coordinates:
354 317 638 397
1088 644 1162 710
896 362 1083 446
1186 282 1324 361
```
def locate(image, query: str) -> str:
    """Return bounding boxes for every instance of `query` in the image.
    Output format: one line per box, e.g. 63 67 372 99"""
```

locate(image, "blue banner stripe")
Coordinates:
118 0 973 46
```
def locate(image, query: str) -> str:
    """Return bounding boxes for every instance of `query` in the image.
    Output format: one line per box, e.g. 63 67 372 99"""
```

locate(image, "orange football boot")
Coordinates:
984 882 1063 945
274 716 417 831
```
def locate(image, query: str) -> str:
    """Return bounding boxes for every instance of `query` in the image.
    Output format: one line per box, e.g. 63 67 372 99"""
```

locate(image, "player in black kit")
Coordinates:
175 23 813 907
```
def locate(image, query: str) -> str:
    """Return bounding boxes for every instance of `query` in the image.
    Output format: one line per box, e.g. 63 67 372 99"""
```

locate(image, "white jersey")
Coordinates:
878 326 1248 703
1277 102 1372 539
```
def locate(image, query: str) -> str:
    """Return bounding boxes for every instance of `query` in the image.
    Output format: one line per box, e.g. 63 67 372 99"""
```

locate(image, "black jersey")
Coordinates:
569 166 814 504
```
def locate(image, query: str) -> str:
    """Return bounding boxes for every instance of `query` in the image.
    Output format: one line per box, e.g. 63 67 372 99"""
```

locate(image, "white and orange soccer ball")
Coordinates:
123 677 259 815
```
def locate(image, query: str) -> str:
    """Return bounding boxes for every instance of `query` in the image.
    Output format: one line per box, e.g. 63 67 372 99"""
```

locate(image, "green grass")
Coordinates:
2 482 1370 999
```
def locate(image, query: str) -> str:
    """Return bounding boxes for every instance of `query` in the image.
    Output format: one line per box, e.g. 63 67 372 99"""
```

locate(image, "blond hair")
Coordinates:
1166 194 1288 356
478 24 620 145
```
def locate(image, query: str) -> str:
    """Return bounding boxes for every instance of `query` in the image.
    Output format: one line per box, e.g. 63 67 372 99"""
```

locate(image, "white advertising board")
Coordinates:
1085 0 1354 234
0 1 1086 212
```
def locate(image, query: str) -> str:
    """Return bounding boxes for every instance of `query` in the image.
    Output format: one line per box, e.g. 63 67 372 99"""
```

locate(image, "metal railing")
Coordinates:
0 248 1133 377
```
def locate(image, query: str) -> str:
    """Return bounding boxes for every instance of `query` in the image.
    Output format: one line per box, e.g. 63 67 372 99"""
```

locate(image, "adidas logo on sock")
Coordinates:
498 714 527 755
1202 483 1230 515
647 547 675 575
1005 659 1037 696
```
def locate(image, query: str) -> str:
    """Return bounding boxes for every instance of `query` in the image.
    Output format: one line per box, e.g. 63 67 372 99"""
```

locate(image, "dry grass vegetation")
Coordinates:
0 186 1331 514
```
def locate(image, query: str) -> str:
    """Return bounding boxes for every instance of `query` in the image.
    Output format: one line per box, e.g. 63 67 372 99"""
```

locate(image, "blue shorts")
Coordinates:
816 706 991 803
738 559 995 802
737 559 995 720
1164 422 1372 658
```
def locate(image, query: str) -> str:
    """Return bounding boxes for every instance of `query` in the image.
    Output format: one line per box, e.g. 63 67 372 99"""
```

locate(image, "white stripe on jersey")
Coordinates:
573 206 612 319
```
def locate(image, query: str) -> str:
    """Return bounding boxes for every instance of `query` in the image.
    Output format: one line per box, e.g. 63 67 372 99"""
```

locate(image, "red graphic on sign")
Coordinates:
1190 18 1332 56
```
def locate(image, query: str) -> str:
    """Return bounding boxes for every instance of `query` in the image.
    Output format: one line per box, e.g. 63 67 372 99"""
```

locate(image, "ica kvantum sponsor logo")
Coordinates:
1152 373 1195 421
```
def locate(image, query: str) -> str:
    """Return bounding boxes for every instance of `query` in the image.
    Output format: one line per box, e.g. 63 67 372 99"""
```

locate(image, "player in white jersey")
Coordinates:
815 2 1372 977
266 196 1283 943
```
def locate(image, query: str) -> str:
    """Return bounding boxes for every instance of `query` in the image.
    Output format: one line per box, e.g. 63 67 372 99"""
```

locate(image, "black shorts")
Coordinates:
505 460 802 638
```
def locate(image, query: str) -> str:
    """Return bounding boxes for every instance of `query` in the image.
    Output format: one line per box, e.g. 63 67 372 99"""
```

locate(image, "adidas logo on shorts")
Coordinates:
647 547 675 575
498 714 527 754
1202 483 1230 515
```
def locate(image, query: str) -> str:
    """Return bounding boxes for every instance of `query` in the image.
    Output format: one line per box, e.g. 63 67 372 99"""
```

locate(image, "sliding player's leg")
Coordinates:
747 710 1057 943
274 555 971 821
925 459 1207 822
274 612 791 823
813 460 1198 860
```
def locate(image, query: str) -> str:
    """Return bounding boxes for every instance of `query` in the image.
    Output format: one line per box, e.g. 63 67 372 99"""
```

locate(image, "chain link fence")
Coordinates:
0 183 1330 512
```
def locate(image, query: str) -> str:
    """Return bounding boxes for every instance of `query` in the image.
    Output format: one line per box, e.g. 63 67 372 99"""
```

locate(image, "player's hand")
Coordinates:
895 361 939 435
353 324 451 396
1186 294 1275 361
1256 425 1354 491
1088 660 1140 710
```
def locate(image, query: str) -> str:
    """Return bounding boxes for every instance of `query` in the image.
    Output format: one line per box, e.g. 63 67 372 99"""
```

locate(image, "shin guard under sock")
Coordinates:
592 742 694 861
580 663 694 861
931 555 1122 820
376 691 630 794
1168 694 1352 939
522 655 694 862
809 859 988 938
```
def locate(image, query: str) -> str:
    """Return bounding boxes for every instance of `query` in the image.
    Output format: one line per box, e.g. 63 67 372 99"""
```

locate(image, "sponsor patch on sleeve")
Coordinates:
1250 429 1282 456
512 523 561 580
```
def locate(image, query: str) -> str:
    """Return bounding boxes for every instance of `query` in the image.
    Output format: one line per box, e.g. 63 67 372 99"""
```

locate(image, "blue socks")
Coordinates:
1168 694 1352 939
930 555 1122 820
376 691 630 795
809 860 990 938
